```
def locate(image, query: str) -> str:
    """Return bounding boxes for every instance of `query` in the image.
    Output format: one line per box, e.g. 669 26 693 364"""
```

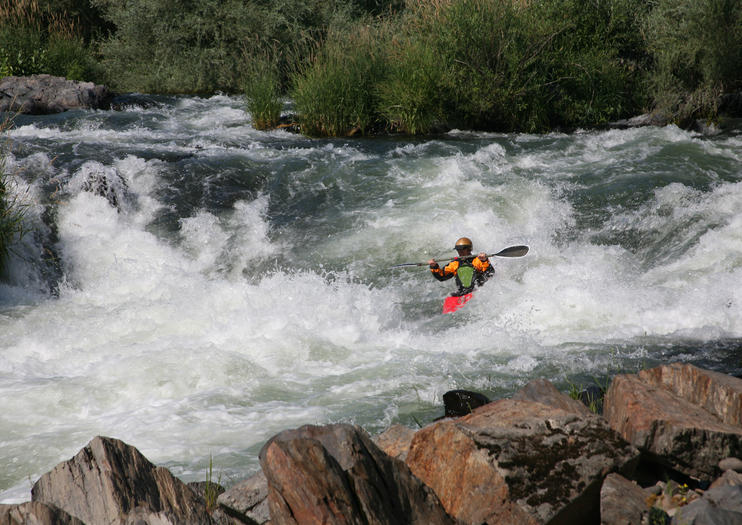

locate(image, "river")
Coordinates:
1 95 741 502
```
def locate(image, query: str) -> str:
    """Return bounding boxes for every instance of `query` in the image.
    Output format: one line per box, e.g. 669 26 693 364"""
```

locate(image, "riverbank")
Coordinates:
3 363 741 524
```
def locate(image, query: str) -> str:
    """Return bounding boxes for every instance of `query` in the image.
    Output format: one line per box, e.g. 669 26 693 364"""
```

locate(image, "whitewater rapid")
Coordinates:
1 95 741 502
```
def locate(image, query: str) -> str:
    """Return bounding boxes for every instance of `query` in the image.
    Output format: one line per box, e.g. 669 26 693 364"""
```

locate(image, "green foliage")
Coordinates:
291 0 650 136
245 56 283 130
644 0 742 124
292 21 389 136
91 0 377 94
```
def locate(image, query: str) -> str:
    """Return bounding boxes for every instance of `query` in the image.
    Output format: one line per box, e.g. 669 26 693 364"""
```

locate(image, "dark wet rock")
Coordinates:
374 424 417 461
604 364 742 480
512 378 592 416
405 398 639 525
0 74 112 114
31 435 213 524
442 390 490 418
217 470 269 525
0 501 85 524
599 473 648 525
259 423 457 525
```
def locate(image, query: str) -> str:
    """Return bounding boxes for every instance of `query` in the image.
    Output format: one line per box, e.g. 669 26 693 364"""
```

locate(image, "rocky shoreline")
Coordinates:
1 362 741 524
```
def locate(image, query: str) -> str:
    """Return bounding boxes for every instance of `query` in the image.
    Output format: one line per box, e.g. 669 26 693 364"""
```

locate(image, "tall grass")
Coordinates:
0 121 27 273
293 21 390 136
244 55 283 130
0 0 102 81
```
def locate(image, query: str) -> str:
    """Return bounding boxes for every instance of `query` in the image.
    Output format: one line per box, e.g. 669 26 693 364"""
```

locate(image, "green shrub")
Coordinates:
644 0 742 124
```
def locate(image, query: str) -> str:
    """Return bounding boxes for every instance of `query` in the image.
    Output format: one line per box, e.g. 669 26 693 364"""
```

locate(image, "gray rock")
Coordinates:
259 423 457 525
0 501 85 524
217 471 269 524
711 469 742 489
31 435 213 524
0 74 112 114
599 473 648 525
718 457 742 473
670 498 742 525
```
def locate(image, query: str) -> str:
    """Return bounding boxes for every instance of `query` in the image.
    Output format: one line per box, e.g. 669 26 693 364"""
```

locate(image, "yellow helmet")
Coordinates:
454 237 473 250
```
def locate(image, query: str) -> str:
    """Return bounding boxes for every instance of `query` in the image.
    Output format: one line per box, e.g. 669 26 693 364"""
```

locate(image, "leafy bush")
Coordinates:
644 0 742 124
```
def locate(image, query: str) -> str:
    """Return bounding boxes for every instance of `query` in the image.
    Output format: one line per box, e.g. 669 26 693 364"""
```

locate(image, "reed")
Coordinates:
245 56 283 130
292 22 389 136
0 0 100 81
0 120 27 273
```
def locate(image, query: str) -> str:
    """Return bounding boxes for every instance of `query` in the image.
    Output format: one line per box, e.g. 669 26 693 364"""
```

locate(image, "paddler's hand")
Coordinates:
428 259 439 269
478 252 488 262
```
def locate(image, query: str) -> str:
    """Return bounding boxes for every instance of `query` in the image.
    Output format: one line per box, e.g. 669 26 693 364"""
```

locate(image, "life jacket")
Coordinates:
451 258 477 296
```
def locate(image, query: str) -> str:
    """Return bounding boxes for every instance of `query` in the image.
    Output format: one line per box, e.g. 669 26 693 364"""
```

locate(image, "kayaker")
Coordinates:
428 237 494 296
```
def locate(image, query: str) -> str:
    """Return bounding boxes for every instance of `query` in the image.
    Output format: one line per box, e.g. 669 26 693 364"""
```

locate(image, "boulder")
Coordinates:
604 366 742 480
217 470 269 524
0 501 85 524
599 473 649 525
259 423 457 525
670 485 742 525
511 378 592 416
31 436 213 524
639 364 742 427
711 470 742 489
405 398 639 525
374 424 417 461
0 74 112 114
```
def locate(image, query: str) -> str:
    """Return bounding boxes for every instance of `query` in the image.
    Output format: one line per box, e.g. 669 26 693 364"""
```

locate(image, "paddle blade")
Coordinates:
492 245 529 257
442 293 473 314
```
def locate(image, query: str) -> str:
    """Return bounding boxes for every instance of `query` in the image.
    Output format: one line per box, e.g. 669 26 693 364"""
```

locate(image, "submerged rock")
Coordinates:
0 74 112 114
442 390 491 418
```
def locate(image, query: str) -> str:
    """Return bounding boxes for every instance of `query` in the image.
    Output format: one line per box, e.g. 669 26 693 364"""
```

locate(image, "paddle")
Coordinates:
389 245 529 268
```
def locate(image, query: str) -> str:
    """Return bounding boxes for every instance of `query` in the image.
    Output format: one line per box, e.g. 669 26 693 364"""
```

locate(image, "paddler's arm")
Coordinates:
429 259 454 281
473 253 494 280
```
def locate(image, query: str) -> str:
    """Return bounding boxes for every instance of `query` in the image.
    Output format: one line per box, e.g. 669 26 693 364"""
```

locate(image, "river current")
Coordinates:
1 95 741 501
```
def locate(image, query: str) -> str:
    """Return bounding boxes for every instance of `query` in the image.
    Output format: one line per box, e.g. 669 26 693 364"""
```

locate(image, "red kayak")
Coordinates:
442 293 473 314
